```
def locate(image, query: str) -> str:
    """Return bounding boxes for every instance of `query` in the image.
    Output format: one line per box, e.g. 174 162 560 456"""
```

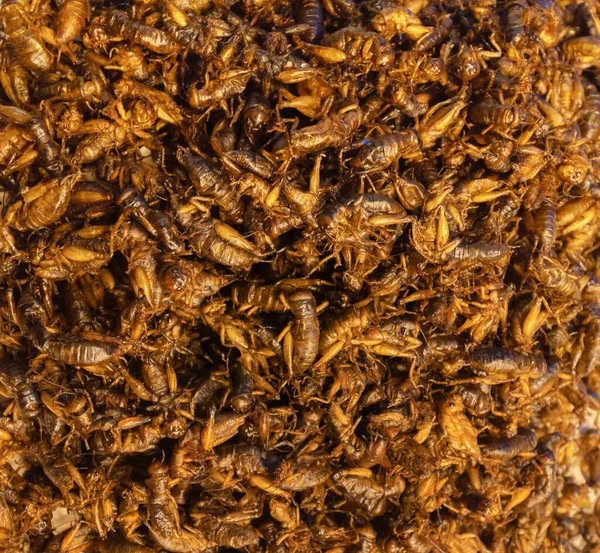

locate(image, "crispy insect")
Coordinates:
177 148 244 222
232 282 289 312
42 337 119 367
480 428 538 459
188 217 260 271
4 175 80 231
469 99 523 128
0 106 63 174
67 180 115 220
414 14 452 52
319 303 371 354
450 242 510 263
117 187 185 253
0 1 52 73
323 27 395 68
468 347 547 380
147 461 210 552
104 10 180 54
531 255 578 297
37 76 104 102
108 81 176 126
286 290 319 374
296 0 324 43
439 394 481 458
369 0 429 40
188 69 251 109
243 93 272 141
351 130 421 172
0 57 30 107
56 0 90 44
222 150 275 180
562 36 600 68
276 106 364 158
196 517 259 549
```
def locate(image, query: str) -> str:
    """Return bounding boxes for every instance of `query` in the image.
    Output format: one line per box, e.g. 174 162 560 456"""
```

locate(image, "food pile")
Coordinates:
0 0 600 551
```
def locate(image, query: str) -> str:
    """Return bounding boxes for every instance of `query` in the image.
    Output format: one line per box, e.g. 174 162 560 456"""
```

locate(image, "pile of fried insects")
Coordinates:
1 0 600 550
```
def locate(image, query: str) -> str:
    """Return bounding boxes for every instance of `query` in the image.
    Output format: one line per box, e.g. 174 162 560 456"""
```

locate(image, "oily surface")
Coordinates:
0 0 600 551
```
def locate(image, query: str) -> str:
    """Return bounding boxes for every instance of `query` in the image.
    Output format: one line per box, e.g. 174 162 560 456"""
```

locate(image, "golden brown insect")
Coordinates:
531 255 578 297
70 120 127 166
232 282 290 312
56 0 90 44
177 148 244 222
0 55 30 107
195 516 259 549
417 92 468 148
162 9 231 58
37 76 104 102
323 28 394 68
469 99 523 128
0 1 52 74
414 13 452 52
572 310 600 377
285 290 319 374
351 130 422 172
113 79 183 125
0 105 63 174
188 69 251 109
41 336 119 367
104 10 180 54
222 150 275 180
439 393 481 458
453 46 482 82
449 242 511 264
562 36 600 68
0 359 41 420
332 468 405 517
468 347 547 381
67 180 115 220
188 217 260 271
147 461 210 552
160 260 231 316
117 187 186 254
4 174 80 231
369 0 429 40
319 303 371 355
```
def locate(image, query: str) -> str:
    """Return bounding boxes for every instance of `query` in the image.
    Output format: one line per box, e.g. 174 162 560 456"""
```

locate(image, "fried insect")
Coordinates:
468 347 547 380
56 0 90 44
0 0 598 550
177 148 244 222
481 428 538 459
351 130 421 172
104 10 180 54
0 1 52 73
286 290 319 374
188 69 251 110
4 175 80 231
274 106 363 158
0 105 63 173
